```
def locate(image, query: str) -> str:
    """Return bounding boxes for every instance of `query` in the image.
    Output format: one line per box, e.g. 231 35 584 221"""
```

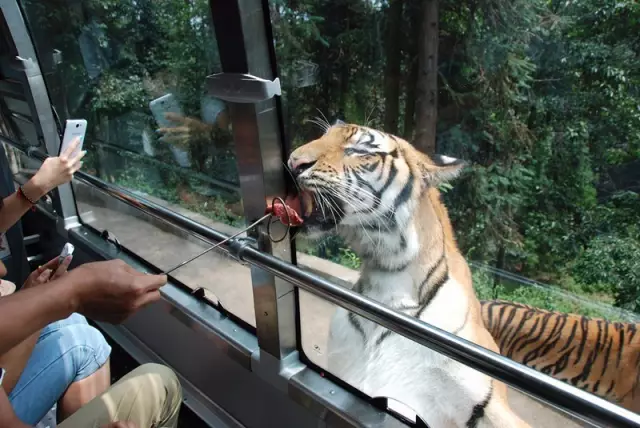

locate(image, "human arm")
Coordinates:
0 270 76 356
0 256 72 393
0 385 30 428
0 138 85 234
0 259 166 356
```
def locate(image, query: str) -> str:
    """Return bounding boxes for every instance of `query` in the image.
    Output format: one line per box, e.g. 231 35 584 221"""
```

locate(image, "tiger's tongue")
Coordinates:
283 194 302 217
265 193 313 218
279 193 313 218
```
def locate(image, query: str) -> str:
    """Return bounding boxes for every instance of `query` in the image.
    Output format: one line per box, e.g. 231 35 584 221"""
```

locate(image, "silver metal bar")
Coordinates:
0 0 78 223
209 0 297 361
3 135 638 427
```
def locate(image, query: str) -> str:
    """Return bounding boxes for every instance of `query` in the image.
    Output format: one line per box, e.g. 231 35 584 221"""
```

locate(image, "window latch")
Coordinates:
206 73 281 103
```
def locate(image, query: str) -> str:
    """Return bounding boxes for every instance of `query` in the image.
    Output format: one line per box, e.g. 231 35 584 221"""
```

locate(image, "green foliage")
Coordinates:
298 235 362 269
573 236 640 311
472 270 637 322
91 74 147 114
22 0 640 319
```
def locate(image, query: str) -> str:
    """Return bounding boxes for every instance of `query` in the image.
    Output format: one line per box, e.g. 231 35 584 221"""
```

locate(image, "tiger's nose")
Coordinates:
288 157 317 177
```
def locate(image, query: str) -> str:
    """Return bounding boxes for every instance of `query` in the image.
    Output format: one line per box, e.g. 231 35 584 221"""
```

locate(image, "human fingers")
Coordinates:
164 112 186 124
40 256 62 272
120 263 140 275
161 134 190 148
52 256 72 280
157 125 190 135
61 137 81 159
69 149 87 165
120 263 165 282
25 267 43 284
36 269 52 284
134 289 162 309
132 272 167 292
71 161 83 174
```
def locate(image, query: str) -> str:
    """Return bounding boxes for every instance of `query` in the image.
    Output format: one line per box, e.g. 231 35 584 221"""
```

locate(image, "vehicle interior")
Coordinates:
0 0 639 427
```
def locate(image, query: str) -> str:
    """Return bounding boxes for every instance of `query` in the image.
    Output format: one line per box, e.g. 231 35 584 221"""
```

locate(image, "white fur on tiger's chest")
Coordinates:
327 273 490 427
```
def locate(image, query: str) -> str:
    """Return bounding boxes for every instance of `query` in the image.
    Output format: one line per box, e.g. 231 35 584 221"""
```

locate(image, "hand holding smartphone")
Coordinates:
149 93 184 128
59 119 87 158
58 243 74 265
27 244 74 289
149 93 192 168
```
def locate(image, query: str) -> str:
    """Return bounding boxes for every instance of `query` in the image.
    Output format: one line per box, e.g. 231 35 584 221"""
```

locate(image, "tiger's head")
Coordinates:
288 121 465 248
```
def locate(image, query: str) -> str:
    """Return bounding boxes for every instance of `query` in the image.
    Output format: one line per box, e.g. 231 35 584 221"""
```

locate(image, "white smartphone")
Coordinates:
149 93 184 128
58 242 74 264
149 93 191 168
59 119 87 157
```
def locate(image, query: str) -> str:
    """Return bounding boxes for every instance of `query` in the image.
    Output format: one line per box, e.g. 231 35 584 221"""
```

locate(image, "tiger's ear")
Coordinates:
419 154 466 186
325 119 346 134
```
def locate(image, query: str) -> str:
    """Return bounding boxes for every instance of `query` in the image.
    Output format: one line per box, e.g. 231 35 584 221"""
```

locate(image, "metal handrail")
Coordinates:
3 135 639 427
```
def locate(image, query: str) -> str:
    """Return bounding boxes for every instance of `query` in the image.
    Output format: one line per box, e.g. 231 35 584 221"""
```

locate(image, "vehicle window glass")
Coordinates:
0 100 43 185
0 91 44 149
271 0 640 421
19 0 255 327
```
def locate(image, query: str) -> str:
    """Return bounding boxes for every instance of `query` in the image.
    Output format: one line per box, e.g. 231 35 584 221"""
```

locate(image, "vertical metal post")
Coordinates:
208 0 296 361
0 0 79 227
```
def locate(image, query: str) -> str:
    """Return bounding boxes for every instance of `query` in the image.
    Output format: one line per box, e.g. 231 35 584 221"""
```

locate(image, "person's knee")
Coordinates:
65 324 112 381
40 312 89 338
135 363 182 403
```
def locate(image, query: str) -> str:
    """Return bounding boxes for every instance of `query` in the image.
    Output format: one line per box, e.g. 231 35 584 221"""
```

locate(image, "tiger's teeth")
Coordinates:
303 192 313 217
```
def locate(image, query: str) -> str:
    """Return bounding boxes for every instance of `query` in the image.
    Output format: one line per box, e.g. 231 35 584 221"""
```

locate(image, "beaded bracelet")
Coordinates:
17 185 38 206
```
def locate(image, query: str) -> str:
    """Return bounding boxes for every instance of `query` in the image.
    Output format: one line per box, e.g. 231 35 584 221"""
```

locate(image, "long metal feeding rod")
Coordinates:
162 213 272 275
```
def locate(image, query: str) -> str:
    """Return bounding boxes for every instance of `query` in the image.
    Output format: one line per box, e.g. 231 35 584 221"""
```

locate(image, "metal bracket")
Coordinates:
227 237 255 264
11 55 35 72
250 349 305 393
206 73 281 103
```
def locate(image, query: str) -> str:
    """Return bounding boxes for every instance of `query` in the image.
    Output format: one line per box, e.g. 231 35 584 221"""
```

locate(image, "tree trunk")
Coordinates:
383 0 404 134
338 62 349 120
403 56 418 139
413 0 439 155
402 0 421 140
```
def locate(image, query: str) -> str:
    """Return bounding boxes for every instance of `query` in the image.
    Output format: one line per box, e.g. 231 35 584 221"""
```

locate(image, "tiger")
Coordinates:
287 120 529 428
480 299 640 413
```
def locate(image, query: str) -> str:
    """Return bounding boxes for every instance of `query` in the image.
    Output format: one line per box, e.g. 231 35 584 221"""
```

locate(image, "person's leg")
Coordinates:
58 359 111 420
58 363 182 428
8 314 111 425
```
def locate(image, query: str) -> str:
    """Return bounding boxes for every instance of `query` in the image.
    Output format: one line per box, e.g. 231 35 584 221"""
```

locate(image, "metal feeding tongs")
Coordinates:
162 197 294 275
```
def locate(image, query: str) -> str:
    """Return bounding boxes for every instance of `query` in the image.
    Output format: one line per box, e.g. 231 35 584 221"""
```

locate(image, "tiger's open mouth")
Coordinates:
294 190 342 226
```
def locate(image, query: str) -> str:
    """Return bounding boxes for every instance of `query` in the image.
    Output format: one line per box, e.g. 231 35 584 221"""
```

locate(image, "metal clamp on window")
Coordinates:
10 55 36 72
99 230 122 254
227 237 255 264
206 73 281 103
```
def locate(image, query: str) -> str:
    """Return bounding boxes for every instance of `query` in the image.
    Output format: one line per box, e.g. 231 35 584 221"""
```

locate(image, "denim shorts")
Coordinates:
9 313 112 425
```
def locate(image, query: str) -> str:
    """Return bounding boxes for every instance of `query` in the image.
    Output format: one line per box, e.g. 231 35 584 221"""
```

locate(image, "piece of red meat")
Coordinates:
265 196 303 226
